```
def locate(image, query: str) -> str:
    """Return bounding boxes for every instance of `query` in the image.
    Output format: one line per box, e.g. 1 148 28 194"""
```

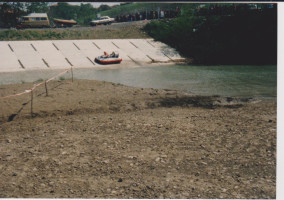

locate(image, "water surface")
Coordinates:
74 64 277 97
0 64 277 98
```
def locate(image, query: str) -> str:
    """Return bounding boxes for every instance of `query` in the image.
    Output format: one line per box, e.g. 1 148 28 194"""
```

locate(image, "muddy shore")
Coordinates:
0 79 276 198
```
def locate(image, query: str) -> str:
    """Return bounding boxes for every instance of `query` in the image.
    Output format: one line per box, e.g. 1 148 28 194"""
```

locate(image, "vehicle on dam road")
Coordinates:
16 13 50 29
16 13 77 29
53 18 77 27
95 51 122 64
90 16 115 26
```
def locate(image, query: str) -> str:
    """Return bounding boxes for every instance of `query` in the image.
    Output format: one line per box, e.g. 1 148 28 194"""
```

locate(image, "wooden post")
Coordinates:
31 90 33 117
45 81 48 96
71 67 73 82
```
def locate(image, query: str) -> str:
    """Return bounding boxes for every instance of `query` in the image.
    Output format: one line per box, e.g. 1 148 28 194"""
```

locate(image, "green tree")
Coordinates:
51 3 78 20
50 3 97 25
0 2 25 27
78 3 96 24
97 4 111 12
25 2 49 13
143 5 277 65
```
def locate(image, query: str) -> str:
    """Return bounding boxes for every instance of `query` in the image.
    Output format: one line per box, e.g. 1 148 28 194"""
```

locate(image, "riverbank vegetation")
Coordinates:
143 5 277 65
0 22 149 40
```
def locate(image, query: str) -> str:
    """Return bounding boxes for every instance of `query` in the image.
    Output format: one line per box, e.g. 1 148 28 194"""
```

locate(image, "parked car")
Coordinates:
90 16 115 26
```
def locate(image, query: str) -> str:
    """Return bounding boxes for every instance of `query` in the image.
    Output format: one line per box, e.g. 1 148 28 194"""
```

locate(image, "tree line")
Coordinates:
143 4 277 65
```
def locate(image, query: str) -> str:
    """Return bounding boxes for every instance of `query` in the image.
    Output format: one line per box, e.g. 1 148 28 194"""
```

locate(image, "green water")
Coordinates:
75 64 277 97
0 64 277 98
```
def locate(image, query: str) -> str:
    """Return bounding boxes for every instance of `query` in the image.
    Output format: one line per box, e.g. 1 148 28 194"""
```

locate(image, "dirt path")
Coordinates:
0 79 276 198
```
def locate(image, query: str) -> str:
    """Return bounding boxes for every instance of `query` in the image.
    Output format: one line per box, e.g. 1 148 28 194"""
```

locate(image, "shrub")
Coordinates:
143 8 277 65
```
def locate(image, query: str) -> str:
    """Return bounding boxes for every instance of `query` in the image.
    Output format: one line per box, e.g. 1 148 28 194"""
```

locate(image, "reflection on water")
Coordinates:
74 65 277 97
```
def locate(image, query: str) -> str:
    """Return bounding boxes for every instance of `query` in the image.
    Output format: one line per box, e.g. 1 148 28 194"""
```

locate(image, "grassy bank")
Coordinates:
0 24 149 41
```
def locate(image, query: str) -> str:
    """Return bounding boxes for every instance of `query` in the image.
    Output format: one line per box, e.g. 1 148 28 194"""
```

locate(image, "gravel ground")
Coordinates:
0 79 276 198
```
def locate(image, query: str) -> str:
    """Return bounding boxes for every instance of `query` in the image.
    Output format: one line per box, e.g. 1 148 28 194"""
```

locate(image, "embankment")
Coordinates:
0 38 185 73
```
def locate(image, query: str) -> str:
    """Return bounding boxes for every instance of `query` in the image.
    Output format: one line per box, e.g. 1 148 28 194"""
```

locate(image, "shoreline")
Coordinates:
0 79 276 123
0 78 276 125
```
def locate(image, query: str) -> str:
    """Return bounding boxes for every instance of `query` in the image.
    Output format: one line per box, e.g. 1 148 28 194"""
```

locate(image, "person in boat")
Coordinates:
110 51 115 57
110 51 118 58
110 51 119 58
103 51 109 58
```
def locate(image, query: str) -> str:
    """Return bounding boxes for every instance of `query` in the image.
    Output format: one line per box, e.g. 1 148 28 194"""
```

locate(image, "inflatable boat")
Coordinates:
95 51 122 64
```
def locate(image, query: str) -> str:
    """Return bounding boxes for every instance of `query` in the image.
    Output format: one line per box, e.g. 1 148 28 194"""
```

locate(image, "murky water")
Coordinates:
0 64 277 97
74 64 277 97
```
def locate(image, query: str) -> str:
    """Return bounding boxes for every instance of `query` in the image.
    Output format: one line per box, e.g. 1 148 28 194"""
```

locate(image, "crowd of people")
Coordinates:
115 7 180 22
113 3 276 23
195 4 276 16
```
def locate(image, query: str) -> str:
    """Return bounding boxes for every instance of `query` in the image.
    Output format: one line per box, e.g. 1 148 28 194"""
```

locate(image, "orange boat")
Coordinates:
95 51 122 64
53 18 77 27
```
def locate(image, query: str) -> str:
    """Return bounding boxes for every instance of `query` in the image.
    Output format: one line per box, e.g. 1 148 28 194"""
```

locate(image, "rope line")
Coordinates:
0 68 70 99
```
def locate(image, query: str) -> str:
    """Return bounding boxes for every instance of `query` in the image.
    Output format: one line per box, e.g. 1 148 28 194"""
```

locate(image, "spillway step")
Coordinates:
87 57 96 65
65 58 73 66
30 43 37 51
18 59 25 69
8 44 14 52
112 42 120 49
129 41 138 48
42 59 50 68
92 42 100 50
146 40 155 47
146 55 155 62
73 42 80 50
52 43 59 50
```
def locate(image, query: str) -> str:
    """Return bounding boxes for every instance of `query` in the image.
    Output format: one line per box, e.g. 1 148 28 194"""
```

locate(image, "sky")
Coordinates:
62 2 121 8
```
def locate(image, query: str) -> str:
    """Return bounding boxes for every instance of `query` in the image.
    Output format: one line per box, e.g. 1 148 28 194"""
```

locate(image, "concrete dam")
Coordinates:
0 39 185 73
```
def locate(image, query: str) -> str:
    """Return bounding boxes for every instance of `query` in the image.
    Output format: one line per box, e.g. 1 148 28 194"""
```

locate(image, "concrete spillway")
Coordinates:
0 39 184 72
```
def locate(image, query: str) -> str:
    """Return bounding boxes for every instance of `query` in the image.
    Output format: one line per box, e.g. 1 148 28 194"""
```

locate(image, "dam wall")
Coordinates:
0 39 184 72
